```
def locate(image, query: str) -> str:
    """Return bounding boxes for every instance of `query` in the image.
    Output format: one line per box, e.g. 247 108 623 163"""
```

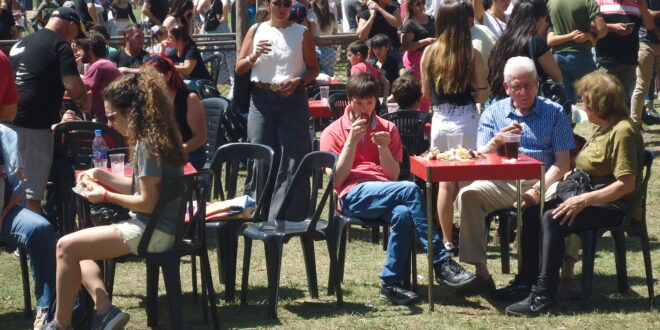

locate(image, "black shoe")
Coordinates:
455 274 495 296
492 277 532 301
380 284 418 305
505 293 556 317
434 258 477 289
642 108 660 125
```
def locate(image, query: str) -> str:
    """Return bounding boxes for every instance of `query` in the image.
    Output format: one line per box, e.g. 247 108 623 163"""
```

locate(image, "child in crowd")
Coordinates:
391 75 422 111
367 34 404 86
347 40 390 111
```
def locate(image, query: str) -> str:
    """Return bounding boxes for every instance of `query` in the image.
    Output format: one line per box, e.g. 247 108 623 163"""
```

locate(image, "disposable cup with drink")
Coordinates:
110 153 126 175
386 103 399 113
446 132 463 150
503 132 521 160
320 86 330 104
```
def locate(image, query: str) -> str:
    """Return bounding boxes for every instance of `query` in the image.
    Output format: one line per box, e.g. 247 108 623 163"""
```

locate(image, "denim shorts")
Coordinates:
111 215 175 254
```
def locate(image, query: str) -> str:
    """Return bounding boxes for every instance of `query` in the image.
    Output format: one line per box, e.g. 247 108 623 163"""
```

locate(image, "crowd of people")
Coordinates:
0 0 653 328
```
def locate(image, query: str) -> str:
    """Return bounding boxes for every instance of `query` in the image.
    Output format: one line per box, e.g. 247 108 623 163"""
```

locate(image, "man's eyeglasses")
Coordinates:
271 0 292 8
508 81 538 93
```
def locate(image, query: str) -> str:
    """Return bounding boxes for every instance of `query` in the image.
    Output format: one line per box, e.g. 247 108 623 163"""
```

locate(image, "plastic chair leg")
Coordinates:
610 229 628 294
160 252 184 330
145 260 160 328
383 226 389 251
264 237 284 319
103 259 116 302
638 223 656 308
337 225 348 285
226 223 240 302
240 237 253 307
371 227 379 244
499 215 511 274
191 255 198 301
19 248 31 319
300 236 319 299
200 248 221 329
580 230 597 307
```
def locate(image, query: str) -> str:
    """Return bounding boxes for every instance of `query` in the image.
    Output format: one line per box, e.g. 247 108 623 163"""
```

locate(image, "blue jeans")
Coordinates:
554 52 597 104
340 181 448 285
316 45 337 77
1 206 56 318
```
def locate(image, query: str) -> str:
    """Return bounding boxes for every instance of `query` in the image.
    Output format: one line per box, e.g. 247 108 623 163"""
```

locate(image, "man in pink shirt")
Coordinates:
0 50 18 121
320 72 477 306
79 31 121 122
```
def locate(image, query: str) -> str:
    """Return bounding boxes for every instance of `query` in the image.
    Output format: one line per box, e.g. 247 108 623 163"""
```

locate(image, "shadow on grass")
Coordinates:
483 272 656 317
0 311 31 329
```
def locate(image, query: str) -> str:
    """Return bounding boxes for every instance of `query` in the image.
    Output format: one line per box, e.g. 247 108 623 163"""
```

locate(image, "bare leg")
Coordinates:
80 260 112 315
437 181 458 245
561 256 576 279
474 262 490 278
54 226 132 327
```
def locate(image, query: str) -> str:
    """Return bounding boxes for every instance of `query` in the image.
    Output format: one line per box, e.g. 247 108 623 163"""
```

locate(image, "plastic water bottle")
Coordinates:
92 129 108 168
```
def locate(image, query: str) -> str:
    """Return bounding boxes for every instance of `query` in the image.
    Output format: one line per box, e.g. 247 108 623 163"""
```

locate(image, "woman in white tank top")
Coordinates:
235 0 320 219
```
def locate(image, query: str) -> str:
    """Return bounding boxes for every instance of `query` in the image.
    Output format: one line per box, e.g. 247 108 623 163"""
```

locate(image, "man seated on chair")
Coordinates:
320 72 478 305
454 56 575 296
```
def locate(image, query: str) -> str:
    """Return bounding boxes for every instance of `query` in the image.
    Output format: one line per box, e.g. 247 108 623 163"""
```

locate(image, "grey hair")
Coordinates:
503 56 537 82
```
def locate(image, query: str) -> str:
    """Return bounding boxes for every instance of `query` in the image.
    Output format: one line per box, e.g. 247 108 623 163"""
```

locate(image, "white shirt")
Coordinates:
251 23 307 84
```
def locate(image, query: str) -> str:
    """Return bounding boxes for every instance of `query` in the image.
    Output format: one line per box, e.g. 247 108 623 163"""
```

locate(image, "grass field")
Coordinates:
0 118 658 329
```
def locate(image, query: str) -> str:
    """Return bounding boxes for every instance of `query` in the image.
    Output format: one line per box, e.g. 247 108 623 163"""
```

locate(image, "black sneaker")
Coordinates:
492 277 532 301
505 293 556 317
434 258 477 289
455 274 495 296
379 284 419 305
642 108 660 125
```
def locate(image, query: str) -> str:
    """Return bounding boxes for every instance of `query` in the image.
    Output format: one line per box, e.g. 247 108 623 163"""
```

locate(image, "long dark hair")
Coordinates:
312 0 335 32
488 0 547 98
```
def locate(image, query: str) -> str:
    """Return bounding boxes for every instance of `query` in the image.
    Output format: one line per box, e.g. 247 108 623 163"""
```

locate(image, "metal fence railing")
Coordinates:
1 33 358 98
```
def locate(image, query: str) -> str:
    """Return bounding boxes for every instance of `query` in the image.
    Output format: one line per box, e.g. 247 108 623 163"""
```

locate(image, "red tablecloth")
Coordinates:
410 153 544 183
309 100 331 118
75 163 197 182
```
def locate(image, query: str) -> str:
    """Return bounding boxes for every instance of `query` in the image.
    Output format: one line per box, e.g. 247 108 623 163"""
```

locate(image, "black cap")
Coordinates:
51 7 85 34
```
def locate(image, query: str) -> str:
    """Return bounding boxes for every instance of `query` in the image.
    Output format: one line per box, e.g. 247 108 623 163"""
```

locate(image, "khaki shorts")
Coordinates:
9 124 53 201
111 216 175 254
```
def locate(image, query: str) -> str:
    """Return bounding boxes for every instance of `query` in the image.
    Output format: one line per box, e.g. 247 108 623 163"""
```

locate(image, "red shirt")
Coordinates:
0 51 18 106
320 105 403 199
83 59 122 122
350 61 383 81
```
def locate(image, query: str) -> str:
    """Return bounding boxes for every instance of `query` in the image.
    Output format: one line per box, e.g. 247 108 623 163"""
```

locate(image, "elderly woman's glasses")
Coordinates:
271 0 292 8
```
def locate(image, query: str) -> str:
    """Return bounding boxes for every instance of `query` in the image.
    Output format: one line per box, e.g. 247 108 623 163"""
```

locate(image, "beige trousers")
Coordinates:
631 41 660 123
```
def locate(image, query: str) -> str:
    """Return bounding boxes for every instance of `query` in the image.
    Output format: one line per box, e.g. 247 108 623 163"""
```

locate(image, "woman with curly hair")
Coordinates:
421 0 487 259
41 67 185 330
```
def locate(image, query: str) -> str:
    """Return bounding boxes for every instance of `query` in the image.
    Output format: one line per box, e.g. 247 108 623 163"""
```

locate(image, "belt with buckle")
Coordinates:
254 81 282 91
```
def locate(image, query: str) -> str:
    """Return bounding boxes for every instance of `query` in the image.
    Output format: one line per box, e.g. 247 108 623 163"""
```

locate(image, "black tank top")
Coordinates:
174 88 193 141
430 79 473 106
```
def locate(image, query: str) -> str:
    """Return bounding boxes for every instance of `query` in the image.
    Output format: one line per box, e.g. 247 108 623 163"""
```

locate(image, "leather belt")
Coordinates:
253 81 282 91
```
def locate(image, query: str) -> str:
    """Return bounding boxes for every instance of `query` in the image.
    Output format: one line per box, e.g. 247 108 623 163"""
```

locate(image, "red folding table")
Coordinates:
410 153 546 310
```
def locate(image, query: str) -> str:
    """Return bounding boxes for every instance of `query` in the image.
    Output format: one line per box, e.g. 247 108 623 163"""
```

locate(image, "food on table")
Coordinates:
420 146 482 161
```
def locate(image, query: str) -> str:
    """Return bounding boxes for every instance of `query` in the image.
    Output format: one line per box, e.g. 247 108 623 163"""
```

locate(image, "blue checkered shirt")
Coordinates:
478 96 575 167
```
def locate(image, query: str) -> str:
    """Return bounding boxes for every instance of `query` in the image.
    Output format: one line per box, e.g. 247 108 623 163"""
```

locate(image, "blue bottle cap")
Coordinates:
94 129 102 135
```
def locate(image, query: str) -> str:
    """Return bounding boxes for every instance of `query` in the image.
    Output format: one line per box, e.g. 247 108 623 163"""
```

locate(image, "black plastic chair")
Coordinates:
328 93 349 120
380 111 431 156
52 122 124 234
484 208 516 274
239 151 343 318
202 52 225 84
201 97 231 167
196 79 222 99
205 143 275 302
102 173 220 329
0 245 30 318
578 150 656 308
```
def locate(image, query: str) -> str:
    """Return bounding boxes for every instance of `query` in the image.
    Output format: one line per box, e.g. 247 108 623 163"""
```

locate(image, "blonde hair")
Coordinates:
103 66 185 167
575 71 628 120
422 0 473 95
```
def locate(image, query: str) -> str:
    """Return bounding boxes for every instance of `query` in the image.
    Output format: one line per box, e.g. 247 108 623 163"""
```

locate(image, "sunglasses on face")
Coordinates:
415 0 426 6
271 0 292 8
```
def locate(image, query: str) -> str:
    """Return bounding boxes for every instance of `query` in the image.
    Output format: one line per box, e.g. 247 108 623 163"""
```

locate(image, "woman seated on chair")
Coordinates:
495 71 645 316
43 67 185 330
145 54 208 171
163 23 212 92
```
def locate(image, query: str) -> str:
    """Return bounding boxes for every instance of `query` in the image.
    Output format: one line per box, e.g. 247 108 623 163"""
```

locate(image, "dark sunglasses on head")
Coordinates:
271 0 292 8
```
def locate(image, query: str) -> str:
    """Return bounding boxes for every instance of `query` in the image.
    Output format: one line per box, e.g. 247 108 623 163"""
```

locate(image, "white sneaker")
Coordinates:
33 307 48 330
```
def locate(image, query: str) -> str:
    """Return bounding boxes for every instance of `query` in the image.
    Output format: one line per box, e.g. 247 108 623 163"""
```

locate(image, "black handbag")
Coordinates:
89 203 130 226
555 170 593 201
204 0 222 32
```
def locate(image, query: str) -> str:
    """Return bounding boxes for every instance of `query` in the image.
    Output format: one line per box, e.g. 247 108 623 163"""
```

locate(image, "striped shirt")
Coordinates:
478 96 575 167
